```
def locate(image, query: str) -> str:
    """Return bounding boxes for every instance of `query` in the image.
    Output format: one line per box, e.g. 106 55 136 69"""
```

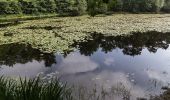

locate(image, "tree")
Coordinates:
55 0 87 16
108 0 123 11
18 0 38 14
87 0 107 16
0 1 11 14
153 0 165 12
162 0 170 12
37 0 56 13
76 0 87 15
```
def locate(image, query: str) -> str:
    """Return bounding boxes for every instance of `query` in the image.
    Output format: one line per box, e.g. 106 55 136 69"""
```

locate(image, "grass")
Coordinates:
0 76 72 100
0 14 57 23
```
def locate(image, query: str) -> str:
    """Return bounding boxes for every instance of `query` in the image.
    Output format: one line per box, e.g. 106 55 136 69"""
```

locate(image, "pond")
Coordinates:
1 31 170 99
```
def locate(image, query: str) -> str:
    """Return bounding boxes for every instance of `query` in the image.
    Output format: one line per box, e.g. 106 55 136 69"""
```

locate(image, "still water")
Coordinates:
1 31 170 99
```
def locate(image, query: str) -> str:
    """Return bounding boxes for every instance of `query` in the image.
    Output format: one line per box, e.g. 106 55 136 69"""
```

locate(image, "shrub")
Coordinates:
108 0 123 11
55 0 87 16
0 0 168 16
107 0 166 13
76 0 87 15
162 0 170 12
98 1 108 14
18 0 39 14
87 0 108 16
0 0 21 14
9 1 21 14
139 0 154 12
87 0 98 16
0 1 11 14
55 0 72 16
152 0 165 12
37 0 56 13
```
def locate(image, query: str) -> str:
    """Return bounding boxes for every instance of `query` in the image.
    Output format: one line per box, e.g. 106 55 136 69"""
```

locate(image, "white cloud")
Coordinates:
146 69 170 84
104 57 115 66
62 70 146 100
0 60 47 78
57 53 98 74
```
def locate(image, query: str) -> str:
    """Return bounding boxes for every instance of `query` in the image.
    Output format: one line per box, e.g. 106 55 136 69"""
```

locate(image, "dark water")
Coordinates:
1 31 170 99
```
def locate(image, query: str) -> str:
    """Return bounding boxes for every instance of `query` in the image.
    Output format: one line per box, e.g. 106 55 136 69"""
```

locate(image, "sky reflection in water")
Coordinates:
1 31 170 99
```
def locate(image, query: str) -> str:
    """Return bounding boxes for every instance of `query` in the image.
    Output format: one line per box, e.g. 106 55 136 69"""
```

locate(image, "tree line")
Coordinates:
0 0 170 16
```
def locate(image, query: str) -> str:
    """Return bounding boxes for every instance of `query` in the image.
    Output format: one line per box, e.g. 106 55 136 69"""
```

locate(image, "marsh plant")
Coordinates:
0 76 72 100
0 14 170 54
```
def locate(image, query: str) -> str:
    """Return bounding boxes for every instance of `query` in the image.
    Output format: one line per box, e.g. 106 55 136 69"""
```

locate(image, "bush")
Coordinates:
18 0 39 14
108 0 124 11
55 0 72 16
37 0 56 13
76 0 87 15
162 0 170 12
139 0 154 12
107 0 166 13
0 1 21 14
55 0 87 16
0 0 168 16
9 1 21 14
87 0 108 16
87 0 98 16
152 0 165 12
98 2 108 14
0 1 10 14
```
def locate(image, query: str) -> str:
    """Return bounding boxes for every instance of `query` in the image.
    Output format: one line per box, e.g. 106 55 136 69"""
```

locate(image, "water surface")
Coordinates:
1 31 170 99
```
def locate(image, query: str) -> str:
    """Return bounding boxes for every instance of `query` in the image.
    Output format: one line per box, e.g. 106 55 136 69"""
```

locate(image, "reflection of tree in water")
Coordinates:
0 43 56 67
73 31 170 56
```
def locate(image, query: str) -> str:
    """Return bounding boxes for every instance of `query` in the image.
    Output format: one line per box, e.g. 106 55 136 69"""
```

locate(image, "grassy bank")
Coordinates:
0 14 170 53
0 14 57 23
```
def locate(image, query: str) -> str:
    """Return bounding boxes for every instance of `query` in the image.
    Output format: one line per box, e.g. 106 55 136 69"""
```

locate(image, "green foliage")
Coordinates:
87 0 98 16
107 0 167 13
153 0 165 12
0 0 21 14
162 0 170 12
0 1 11 14
139 0 154 12
37 0 56 13
76 0 87 15
8 1 21 14
0 0 169 17
87 0 107 16
55 0 70 15
0 76 72 100
55 0 87 16
18 0 38 14
108 0 123 11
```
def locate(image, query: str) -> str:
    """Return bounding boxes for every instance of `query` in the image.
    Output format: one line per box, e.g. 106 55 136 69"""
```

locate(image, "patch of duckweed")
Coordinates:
0 14 170 53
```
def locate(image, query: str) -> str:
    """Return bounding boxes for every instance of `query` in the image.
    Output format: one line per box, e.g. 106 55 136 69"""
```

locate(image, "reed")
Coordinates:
0 76 72 100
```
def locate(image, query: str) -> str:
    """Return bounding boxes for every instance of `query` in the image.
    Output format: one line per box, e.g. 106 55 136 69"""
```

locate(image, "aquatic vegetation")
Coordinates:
0 14 170 53
0 76 72 100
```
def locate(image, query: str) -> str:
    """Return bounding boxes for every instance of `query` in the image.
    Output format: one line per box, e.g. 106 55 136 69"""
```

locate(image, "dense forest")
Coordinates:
0 0 170 16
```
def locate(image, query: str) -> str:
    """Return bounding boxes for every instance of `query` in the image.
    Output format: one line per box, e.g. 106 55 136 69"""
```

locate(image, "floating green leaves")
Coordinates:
0 14 170 53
